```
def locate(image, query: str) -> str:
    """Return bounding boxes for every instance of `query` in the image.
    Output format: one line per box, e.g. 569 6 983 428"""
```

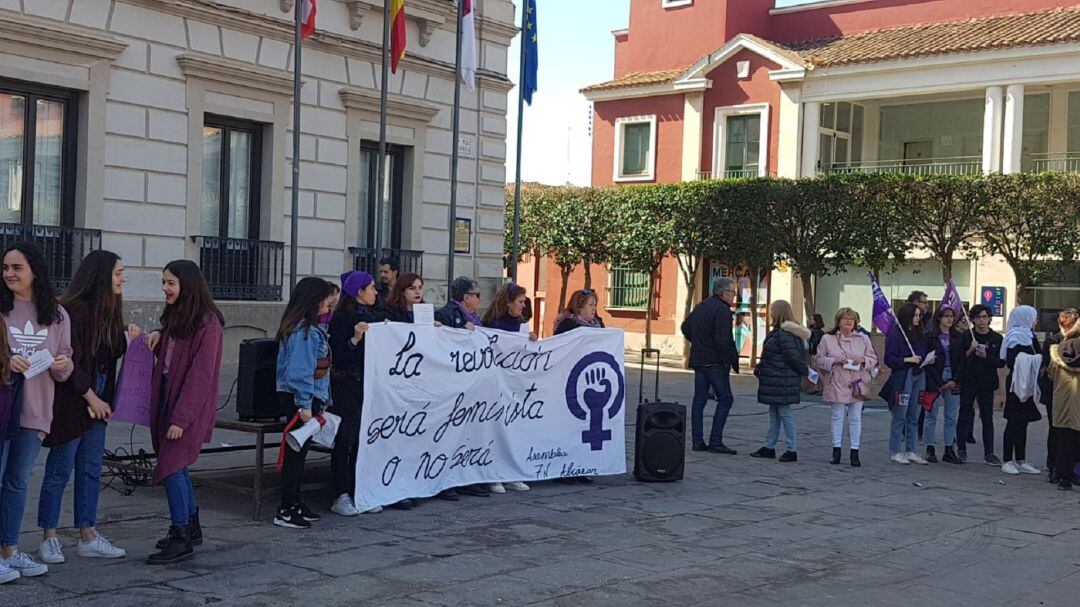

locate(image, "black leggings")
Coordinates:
331 417 361 497
279 397 324 509
1055 428 1080 482
1003 419 1029 463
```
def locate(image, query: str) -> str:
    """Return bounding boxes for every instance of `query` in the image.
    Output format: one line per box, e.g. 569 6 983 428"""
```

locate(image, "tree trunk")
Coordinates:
939 255 953 284
645 270 656 350
1013 266 1032 306
558 266 571 312
749 267 760 368
677 255 700 369
800 272 816 319
583 262 592 290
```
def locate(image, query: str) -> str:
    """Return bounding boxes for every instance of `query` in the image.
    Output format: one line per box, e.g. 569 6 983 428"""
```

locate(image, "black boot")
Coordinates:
750 447 775 459
850 449 861 468
779 451 798 463
831 447 842 465
157 508 202 549
147 525 193 565
925 445 938 464
1058 478 1073 491
942 446 962 465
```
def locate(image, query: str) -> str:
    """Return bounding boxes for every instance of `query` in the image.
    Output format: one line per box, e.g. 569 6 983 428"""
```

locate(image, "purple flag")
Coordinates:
869 272 895 336
112 335 154 426
940 281 963 317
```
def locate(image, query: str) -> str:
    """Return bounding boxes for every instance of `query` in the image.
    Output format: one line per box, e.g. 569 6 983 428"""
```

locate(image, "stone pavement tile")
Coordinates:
484 535 613 566
739 491 848 513
591 543 717 572
1015 570 1080 605
921 558 1066 602
410 572 568 606
1 579 76 606
48 585 207 607
166 561 325 600
626 513 735 539
995 515 1079 537
290 542 425 576
505 556 652 594
229 572 411 606
373 551 535 586
621 556 817 601
552 584 657 607
36 556 200 594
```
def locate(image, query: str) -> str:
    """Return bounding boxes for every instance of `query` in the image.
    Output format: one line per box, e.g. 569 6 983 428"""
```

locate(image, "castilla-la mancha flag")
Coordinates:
391 0 407 72
300 0 316 39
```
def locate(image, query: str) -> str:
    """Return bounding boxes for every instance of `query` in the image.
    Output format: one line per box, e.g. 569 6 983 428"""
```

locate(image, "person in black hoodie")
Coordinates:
956 304 1005 465
1040 308 1077 481
923 307 967 464
680 277 740 455
750 300 810 463
327 271 386 517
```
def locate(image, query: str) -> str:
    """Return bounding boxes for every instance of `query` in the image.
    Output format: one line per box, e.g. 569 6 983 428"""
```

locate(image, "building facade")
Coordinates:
522 0 1080 354
0 0 516 387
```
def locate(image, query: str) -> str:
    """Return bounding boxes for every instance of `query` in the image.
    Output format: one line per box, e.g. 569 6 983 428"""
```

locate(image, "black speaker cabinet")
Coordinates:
634 402 686 482
236 338 293 421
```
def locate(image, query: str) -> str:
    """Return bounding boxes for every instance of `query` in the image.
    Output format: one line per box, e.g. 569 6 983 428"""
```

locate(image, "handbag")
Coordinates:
314 357 331 380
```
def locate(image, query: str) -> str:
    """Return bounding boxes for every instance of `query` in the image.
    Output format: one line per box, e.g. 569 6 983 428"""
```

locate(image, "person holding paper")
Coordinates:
750 300 811 463
815 308 877 468
999 305 1044 477
436 277 483 330
274 277 337 529
0 242 73 579
884 304 931 465
37 250 137 566
956 304 1005 465
328 271 387 517
384 273 428 324
923 307 967 465
144 260 224 565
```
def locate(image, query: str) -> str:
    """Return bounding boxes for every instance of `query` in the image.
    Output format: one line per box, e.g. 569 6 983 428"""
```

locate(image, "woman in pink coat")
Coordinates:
815 308 877 468
144 260 224 565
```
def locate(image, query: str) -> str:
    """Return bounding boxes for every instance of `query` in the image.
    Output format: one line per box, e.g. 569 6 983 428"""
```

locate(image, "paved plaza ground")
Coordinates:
4 365 1080 606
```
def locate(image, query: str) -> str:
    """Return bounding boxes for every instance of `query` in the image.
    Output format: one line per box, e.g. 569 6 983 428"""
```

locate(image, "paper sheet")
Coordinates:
23 349 55 380
920 350 937 369
807 369 820 384
412 303 435 325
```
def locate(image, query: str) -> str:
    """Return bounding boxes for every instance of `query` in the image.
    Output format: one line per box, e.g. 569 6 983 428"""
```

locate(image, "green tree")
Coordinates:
670 181 713 324
978 172 1080 305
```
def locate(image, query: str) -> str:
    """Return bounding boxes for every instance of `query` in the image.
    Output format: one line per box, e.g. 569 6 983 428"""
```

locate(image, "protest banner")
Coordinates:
355 323 626 510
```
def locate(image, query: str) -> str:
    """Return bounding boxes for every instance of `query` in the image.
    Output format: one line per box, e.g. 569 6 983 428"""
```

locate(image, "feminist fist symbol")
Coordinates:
581 367 613 450
565 352 625 451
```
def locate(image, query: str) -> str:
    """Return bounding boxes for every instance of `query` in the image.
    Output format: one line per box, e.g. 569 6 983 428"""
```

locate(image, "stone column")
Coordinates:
800 101 820 178
1002 84 1025 174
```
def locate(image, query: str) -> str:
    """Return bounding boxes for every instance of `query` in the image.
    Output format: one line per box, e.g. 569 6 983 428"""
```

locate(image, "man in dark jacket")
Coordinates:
376 257 399 308
681 277 740 454
435 276 482 329
956 304 1005 465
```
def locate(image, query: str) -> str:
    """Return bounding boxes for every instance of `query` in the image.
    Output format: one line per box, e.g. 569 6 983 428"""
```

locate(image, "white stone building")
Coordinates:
0 0 517 382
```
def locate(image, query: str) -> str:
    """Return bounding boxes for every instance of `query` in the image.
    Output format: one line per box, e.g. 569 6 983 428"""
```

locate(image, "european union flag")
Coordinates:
523 0 538 105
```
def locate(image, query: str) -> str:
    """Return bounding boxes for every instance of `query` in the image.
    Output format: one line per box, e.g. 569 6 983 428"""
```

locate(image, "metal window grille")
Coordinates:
608 267 650 310
349 247 423 276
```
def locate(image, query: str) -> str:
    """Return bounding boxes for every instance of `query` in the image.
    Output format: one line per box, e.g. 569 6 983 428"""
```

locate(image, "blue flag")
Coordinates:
869 272 895 337
523 0 538 105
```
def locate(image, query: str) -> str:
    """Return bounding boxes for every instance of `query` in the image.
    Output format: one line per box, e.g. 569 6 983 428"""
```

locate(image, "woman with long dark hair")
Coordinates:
144 260 224 565
884 303 930 465
385 272 425 323
328 271 386 517
37 250 138 565
923 307 966 464
481 283 532 493
274 277 336 529
0 242 72 578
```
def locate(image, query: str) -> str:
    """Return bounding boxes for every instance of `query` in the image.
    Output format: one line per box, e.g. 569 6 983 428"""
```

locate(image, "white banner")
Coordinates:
355 323 626 510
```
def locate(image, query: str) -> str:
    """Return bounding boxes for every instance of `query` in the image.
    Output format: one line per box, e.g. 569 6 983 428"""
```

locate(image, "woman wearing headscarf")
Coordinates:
1000 305 1043 476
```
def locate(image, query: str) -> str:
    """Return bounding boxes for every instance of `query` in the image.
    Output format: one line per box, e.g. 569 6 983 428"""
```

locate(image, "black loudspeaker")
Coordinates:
634 402 686 482
236 338 292 421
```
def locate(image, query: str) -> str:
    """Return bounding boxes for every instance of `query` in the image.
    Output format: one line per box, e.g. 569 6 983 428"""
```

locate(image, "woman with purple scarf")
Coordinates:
553 289 605 336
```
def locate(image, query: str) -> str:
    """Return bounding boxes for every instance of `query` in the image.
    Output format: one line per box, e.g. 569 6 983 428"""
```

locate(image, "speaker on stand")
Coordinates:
236 338 294 421
633 349 685 482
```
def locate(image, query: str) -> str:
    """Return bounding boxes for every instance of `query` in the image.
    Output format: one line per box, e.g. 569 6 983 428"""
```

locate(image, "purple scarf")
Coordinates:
454 300 483 325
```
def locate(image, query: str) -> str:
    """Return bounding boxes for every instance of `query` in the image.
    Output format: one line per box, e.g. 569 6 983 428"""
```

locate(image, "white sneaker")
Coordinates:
2 551 48 577
891 453 910 465
505 481 530 491
906 452 928 465
331 494 360 517
361 505 383 514
38 537 65 564
489 483 507 494
0 560 19 584
1018 462 1042 475
1001 461 1020 475
76 533 126 559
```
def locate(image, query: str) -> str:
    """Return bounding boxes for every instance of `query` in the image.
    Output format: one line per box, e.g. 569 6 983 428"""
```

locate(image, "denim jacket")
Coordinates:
275 322 331 410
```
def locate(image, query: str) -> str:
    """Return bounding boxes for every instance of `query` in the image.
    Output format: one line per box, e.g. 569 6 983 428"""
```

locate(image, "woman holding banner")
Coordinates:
554 290 605 335
37 251 138 565
144 260 224 565
385 273 426 323
884 304 930 465
0 242 73 579
923 307 966 465
482 283 533 493
274 277 336 529
328 271 385 517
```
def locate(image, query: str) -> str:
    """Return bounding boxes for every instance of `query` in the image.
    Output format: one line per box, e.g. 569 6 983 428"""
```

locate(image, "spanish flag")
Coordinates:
390 0 406 72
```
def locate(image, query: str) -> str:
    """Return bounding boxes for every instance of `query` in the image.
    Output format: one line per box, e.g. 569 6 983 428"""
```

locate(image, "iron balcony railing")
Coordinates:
0 223 100 291
349 247 423 277
825 156 982 176
696 168 761 180
1031 152 1080 173
193 235 283 301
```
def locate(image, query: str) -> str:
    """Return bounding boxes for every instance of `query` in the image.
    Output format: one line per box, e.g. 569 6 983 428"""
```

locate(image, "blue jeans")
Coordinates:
890 370 925 454
764 404 797 451
164 468 196 527
38 421 108 530
0 428 44 546
691 366 733 446
923 368 960 449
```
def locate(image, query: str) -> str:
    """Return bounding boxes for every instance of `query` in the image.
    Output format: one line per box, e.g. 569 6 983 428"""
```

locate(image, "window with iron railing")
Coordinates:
607 267 650 310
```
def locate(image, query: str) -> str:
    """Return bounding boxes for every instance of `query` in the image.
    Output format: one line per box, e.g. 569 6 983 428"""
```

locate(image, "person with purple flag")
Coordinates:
869 272 896 337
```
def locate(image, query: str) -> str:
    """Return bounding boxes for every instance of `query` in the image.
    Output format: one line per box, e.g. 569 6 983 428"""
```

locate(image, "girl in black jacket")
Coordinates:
751 300 811 463
923 307 967 464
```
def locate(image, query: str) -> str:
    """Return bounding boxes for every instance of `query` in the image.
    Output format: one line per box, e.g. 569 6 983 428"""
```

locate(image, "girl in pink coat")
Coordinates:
815 308 878 467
